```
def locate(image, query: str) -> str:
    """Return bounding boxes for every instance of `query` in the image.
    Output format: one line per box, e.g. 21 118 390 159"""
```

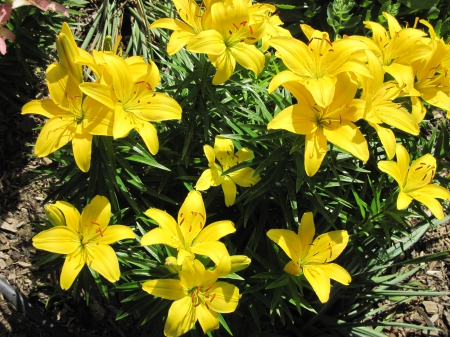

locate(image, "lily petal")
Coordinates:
303 265 330 303
142 279 185 300
197 305 219 334
193 220 235 244
88 244 121 283
134 121 159 155
72 131 92 172
267 229 302 261
283 260 301 275
32 227 79 254
141 228 180 248
222 177 236 206
164 297 196 337
34 117 76 157
318 263 352 285
196 169 213 190
98 225 134 245
54 201 80 232
22 99 66 119
60 248 85 290
228 168 260 187
80 195 111 234
304 129 327 177
190 241 230 265
207 282 240 313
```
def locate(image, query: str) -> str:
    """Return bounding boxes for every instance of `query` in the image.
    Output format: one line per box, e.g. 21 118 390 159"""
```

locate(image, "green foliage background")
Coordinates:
3 0 449 336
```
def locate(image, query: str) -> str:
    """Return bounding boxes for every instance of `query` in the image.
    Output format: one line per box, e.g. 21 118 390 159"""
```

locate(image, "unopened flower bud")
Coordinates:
44 204 65 227
230 255 251 273
165 256 181 274
56 23 82 81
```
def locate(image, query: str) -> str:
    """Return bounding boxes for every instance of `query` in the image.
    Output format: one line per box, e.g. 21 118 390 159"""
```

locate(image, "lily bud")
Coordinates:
165 256 181 274
44 204 65 227
230 255 251 273
56 23 82 81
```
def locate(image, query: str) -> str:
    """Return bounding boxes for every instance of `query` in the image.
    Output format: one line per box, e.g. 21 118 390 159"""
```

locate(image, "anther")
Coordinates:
191 293 195 303
233 23 239 29
210 293 216 302
197 285 202 294
229 30 232 34
180 218 185 225
205 284 213 292
189 225 192 232
135 81 145 84
249 26 253 34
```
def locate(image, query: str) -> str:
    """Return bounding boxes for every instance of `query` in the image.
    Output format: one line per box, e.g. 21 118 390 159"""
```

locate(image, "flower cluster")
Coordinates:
267 12 450 176
151 0 290 84
141 190 245 336
22 23 182 172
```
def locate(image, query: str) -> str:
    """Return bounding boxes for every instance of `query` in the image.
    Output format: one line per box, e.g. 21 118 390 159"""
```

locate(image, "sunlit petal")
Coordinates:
193 220 235 244
222 177 236 206
60 248 84 290
267 229 302 261
164 297 196 337
87 244 120 283
32 227 79 254
303 265 330 303
208 282 240 313
142 279 185 300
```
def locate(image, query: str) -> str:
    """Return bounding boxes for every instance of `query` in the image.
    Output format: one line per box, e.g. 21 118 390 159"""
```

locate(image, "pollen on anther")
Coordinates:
180 218 185 226
249 26 253 34
233 23 239 29
205 284 213 292
189 225 192 232
197 284 202 294
229 30 232 34
210 293 216 302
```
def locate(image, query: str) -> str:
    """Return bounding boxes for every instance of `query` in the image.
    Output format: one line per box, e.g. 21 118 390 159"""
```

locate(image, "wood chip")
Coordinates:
0 221 17 233
16 261 31 268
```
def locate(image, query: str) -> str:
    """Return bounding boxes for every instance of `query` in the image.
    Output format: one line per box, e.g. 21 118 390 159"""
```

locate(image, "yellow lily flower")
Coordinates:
32 196 135 290
150 0 212 55
186 0 266 85
267 212 351 303
141 190 235 265
248 3 291 52
143 256 240 337
407 20 450 123
79 53 182 155
56 22 92 82
360 50 419 159
350 12 431 96
22 63 114 172
195 136 261 206
378 144 450 219
267 72 369 177
268 25 370 107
